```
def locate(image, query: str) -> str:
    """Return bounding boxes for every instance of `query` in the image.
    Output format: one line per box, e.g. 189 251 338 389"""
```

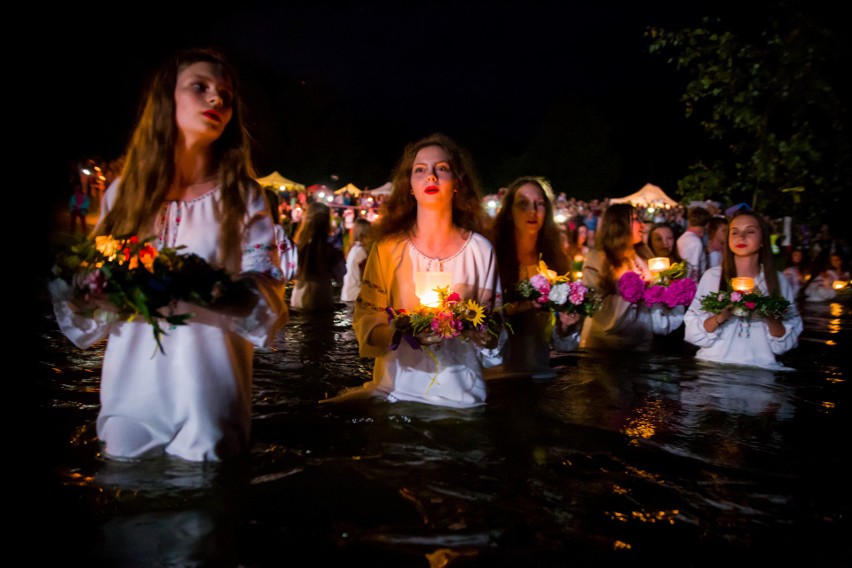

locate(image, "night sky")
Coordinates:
42 2 841 204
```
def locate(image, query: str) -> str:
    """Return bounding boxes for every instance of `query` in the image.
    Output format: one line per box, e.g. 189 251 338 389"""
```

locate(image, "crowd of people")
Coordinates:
52 47 850 465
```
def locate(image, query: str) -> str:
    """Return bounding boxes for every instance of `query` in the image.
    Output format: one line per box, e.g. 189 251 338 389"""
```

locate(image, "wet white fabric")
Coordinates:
50 180 287 462
341 241 369 302
340 232 502 408
684 266 802 370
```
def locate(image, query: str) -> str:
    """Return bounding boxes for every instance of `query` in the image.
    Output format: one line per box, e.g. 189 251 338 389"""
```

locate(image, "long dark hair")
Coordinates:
489 176 569 293
97 47 256 272
720 210 780 295
370 133 487 242
294 202 337 280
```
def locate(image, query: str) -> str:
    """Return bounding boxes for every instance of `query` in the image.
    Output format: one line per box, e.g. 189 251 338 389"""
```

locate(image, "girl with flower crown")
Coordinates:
48 48 287 462
684 210 802 369
323 133 502 407
488 176 582 378
580 203 684 352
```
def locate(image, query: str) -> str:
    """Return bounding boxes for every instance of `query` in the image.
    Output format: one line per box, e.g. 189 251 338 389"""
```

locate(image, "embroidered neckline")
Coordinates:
407 233 472 272
165 186 219 205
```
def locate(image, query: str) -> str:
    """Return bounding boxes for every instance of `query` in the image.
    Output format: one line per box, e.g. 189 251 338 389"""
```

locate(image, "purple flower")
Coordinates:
664 277 697 307
80 269 107 295
644 285 667 305
617 271 646 304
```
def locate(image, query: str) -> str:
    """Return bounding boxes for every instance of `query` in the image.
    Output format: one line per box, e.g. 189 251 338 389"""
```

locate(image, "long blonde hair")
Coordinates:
95 47 256 272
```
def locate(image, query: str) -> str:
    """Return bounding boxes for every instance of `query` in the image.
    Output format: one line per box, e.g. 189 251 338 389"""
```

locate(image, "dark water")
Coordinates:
33 294 851 567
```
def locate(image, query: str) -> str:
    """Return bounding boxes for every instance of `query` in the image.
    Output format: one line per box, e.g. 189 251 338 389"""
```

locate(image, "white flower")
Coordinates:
549 282 569 306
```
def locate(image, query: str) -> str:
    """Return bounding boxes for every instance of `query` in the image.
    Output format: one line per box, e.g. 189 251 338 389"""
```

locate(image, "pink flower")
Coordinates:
529 273 551 297
617 271 645 304
730 291 742 302
80 269 107 295
430 311 463 338
568 281 587 304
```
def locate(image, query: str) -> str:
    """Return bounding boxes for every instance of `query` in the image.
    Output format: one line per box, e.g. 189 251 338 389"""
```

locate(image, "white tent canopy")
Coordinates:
368 181 393 196
608 183 678 208
256 171 305 192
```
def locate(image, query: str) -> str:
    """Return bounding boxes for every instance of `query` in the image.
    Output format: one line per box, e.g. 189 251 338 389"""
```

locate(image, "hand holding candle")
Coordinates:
833 280 847 291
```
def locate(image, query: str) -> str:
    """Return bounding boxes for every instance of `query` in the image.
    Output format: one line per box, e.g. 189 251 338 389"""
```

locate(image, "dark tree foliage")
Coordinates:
646 2 851 226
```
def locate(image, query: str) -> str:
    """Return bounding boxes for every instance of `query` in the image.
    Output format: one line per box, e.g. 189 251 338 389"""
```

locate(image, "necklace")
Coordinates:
181 174 218 188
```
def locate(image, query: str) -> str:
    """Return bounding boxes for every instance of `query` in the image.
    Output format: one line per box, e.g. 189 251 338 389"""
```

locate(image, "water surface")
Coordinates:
34 297 851 566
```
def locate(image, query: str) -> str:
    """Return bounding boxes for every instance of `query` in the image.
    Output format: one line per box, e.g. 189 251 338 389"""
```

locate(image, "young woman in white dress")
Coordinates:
340 217 373 303
488 176 581 378
49 48 287 462
326 133 501 407
580 203 684 352
684 210 802 369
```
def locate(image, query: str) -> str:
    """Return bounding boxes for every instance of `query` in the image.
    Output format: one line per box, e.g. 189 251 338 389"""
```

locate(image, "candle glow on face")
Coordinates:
731 277 755 292
415 271 453 307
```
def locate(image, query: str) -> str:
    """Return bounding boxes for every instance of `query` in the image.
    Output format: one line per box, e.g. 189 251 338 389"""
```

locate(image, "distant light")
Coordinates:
81 168 91 175
554 212 566 223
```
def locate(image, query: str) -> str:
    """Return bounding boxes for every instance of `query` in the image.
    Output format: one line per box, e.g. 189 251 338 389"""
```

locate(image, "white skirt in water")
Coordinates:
322 336 489 407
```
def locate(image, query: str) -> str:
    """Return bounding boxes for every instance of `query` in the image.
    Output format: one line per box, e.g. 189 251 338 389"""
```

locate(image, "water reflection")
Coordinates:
36 298 851 565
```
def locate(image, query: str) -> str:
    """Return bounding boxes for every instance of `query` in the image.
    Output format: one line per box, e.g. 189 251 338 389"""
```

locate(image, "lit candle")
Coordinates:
573 254 585 263
832 280 847 290
574 271 583 281
414 271 453 308
648 257 670 273
731 277 755 292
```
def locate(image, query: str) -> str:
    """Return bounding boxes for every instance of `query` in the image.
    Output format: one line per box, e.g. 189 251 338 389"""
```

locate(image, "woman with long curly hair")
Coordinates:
49 48 287 462
325 133 501 407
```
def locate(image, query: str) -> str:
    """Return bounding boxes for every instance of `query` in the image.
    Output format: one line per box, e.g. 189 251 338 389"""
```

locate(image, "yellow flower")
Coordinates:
94 235 121 261
537 259 570 284
462 299 485 327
